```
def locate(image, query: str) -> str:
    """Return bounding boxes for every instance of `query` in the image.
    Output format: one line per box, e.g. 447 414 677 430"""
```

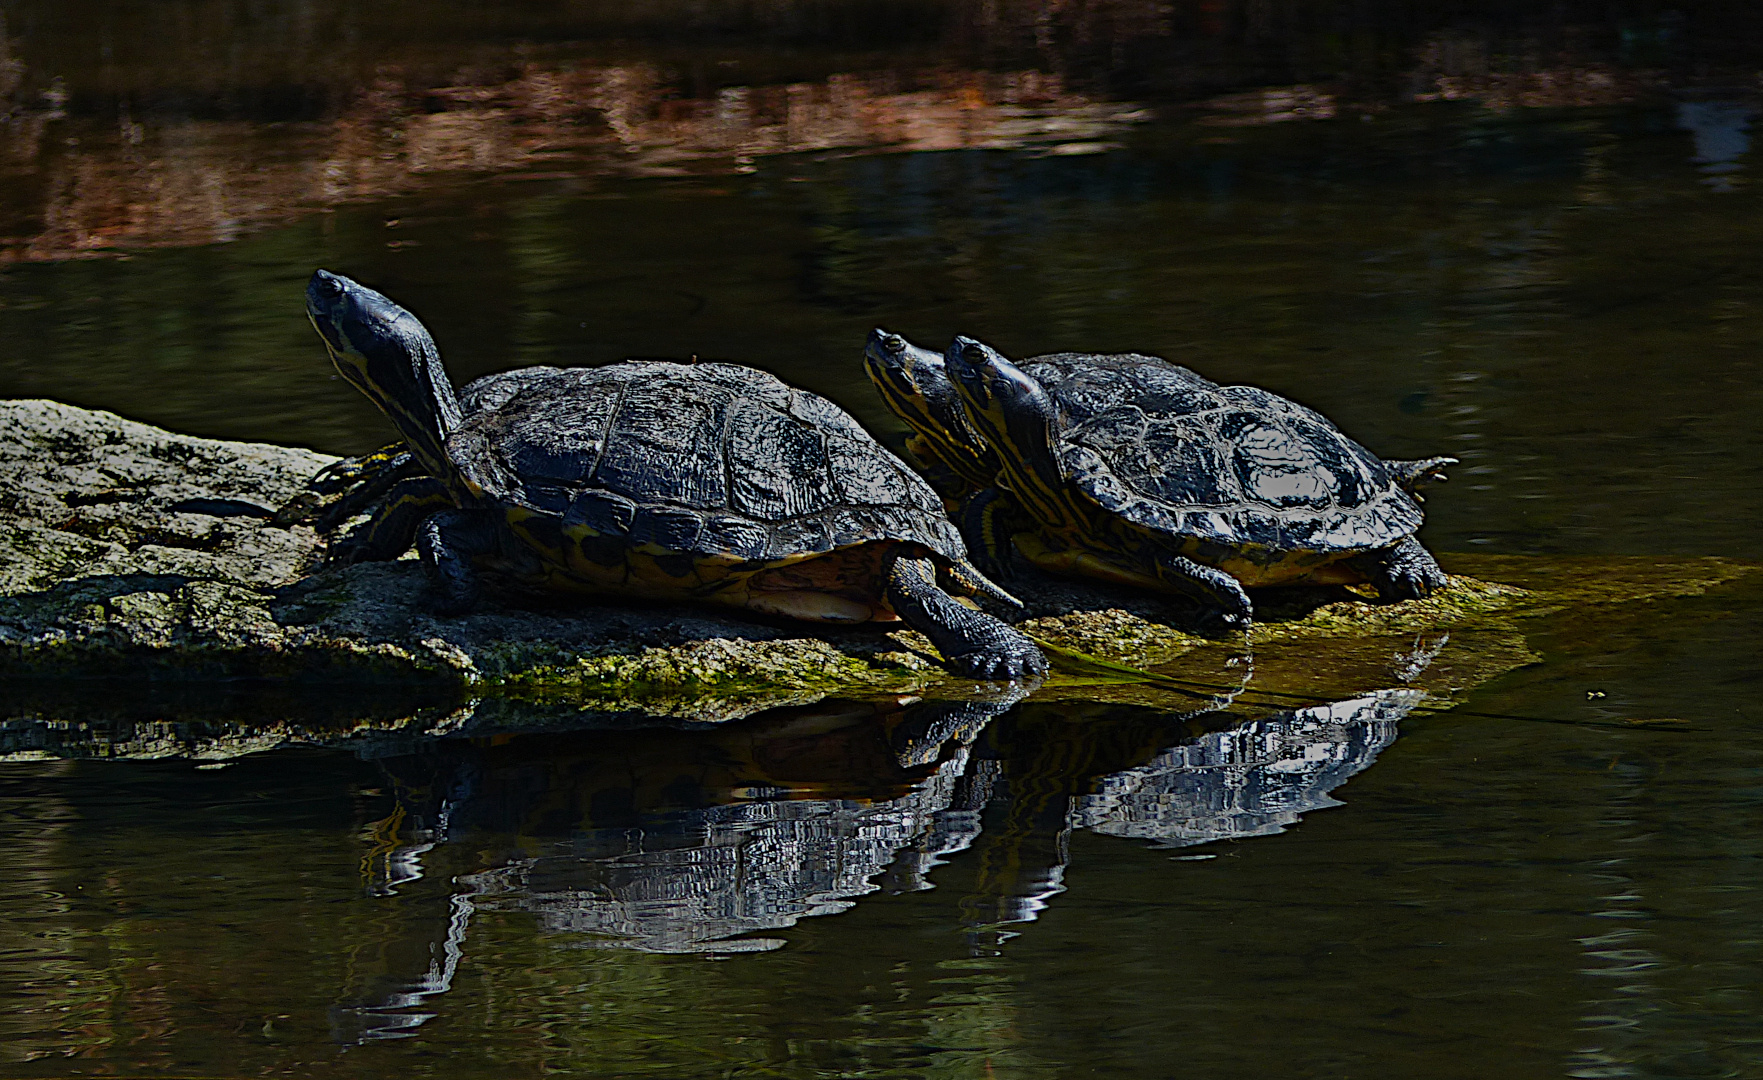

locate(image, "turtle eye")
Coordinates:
884 334 906 354
961 343 987 365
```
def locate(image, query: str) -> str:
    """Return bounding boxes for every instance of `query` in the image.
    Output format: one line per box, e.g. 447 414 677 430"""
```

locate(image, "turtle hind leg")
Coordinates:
1349 536 1448 602
416 508 505 615
886 555 1046 680
1149 552 1253 632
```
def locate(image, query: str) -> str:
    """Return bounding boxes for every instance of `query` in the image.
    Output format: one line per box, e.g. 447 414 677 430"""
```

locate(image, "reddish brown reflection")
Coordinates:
0 61 1149 263
1408 35 1658 110
1 1 1752 263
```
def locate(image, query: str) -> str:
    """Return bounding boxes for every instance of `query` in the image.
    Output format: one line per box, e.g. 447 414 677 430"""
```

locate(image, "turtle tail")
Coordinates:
1385 455 1458 496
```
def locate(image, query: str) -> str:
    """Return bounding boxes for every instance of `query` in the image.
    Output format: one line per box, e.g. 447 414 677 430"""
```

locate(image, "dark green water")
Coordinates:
3 3 1763 1077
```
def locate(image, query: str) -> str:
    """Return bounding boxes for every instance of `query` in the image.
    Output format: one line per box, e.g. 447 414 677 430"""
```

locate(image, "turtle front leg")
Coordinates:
274 444 421 529
312 443 417 496
1349 535 1448 601
416 508 505 615
956 486 1024 582
326 476 454 564
1150 551 1253 632
886 555 1047 680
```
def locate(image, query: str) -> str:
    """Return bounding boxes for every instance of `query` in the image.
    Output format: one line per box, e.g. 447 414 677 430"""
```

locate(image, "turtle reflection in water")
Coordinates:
332 694 1016 1040
332 688 1415 1038
864 330 1456 629
300 271 1044 678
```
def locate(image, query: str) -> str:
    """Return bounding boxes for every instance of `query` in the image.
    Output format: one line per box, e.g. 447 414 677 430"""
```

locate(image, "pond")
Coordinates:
2 2 1761 1077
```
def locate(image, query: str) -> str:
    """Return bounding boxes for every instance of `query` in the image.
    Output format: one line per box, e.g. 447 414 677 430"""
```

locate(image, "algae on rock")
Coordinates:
3 399 1758 750
0 400 949 712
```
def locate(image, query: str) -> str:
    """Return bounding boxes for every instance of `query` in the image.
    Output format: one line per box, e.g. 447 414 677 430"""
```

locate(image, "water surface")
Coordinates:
2 3 1761 1077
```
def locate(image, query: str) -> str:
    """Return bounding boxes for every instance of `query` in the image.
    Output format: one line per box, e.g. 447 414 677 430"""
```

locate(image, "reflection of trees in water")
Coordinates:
0 62 1146 262
334 685 1418 1039
0 18 24 120
4 3 1754 262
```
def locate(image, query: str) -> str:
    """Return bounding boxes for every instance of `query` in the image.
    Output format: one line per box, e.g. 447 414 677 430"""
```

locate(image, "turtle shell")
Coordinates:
445 361 964 565
1025 352 1423 553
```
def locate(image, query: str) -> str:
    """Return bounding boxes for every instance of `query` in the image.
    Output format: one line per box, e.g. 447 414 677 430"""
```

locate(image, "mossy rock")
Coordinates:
2 400 1756 738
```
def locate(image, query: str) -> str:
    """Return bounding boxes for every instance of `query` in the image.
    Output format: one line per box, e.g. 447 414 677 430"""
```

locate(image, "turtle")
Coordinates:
862 328 1456 629
302 270 1046 678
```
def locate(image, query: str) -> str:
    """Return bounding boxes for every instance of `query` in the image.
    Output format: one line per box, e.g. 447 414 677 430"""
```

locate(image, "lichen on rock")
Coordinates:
3 399 1757 740
0 400 958 713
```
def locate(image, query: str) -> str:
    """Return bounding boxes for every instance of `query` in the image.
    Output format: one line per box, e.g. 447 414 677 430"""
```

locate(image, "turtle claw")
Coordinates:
948 640 1049 681
1219 610 1253 632
1380 561 1447 601
1386 455 1458 494
272 491 323 528
1353 536 1449 602
322 527 379 565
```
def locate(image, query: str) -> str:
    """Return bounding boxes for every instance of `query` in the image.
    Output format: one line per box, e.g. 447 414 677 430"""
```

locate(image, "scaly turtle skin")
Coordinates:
863 329 1455 629
274 368 567 541
303 271 1045 678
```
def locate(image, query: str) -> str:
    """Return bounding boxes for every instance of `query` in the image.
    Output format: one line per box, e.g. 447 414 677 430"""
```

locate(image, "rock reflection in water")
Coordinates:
335 684 1417 1039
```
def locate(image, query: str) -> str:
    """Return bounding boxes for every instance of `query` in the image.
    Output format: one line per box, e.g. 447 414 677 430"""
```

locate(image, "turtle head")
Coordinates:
862 329 944 409
864 329 998 488
307 270 462 477
945 335 1066 495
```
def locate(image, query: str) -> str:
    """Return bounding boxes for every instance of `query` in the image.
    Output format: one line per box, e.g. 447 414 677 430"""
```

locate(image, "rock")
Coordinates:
2 399 1756 746
0 400 946 720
